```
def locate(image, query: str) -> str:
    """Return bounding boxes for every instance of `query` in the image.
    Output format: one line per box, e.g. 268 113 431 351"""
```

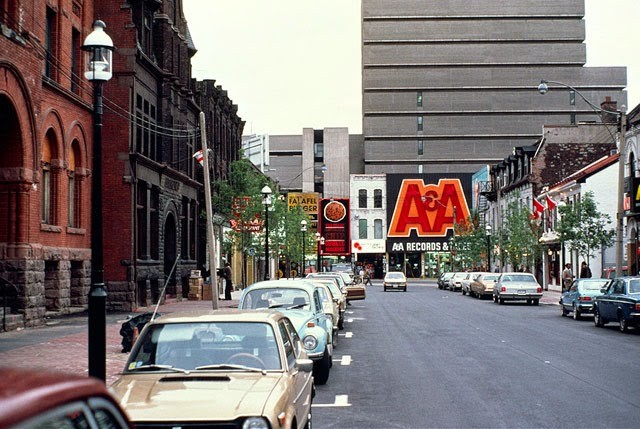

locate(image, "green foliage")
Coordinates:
449 210 491 269
497 195 541 270
555 191 615 262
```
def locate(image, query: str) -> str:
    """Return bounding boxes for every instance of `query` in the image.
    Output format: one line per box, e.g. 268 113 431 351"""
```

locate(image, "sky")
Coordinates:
183 0 639 136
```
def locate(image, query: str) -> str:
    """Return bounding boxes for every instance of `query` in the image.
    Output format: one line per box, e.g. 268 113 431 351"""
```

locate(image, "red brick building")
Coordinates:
1 0 96 327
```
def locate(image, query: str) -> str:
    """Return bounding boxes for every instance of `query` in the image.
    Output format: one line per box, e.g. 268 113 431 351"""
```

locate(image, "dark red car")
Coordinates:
0 368 132 429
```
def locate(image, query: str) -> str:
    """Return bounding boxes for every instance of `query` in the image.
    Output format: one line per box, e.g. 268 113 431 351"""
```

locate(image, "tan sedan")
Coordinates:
111 309 314 429
469 272 500 299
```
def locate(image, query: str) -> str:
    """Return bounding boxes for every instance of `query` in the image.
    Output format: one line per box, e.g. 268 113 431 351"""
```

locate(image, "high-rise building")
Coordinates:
361 0 627 174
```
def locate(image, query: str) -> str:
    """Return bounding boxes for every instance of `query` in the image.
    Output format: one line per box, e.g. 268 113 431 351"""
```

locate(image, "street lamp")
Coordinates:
300 220 307 277
538 80 627 277
262 186 272 280
485 224 492 272
316 232 325 272
82 20 114 383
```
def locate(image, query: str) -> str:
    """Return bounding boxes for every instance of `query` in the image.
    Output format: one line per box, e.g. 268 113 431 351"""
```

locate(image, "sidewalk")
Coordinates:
0 291 241 386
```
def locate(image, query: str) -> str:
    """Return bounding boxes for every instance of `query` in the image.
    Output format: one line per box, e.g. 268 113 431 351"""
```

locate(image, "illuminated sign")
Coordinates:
386 174 472 253
318 198 350 256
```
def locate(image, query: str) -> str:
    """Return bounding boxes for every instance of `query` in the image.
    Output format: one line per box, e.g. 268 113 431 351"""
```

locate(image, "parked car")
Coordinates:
309 280 341 342
493 272 543 305
438 272 454 289
330 263 355 282
461 272 482 296
449 272 468 292
383 271 407 292
469 272 500 299
306 275 346 329
111 309 314 428
0 368 132 429
239 279 334 384
560 278 610 319
593 276 640 332
307 271 365 301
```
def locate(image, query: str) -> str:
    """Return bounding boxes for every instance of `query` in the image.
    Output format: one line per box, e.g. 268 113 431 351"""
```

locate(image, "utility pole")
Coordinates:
200 112 219 309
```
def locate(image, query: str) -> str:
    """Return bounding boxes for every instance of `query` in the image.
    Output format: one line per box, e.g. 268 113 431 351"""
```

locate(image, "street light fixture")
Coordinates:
82 20 114 383
538 79 627 277
485 224 492 272
300 219 307 277
262 186 272 280
315 232 325 272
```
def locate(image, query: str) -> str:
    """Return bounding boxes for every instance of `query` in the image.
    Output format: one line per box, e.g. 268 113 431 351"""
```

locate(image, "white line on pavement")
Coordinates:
312 395 351 408
332 355 352 365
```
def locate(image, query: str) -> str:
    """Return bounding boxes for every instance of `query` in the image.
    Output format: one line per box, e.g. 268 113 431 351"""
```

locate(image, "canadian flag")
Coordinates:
532 198 545 218
546 194 557 211
192 149 204 166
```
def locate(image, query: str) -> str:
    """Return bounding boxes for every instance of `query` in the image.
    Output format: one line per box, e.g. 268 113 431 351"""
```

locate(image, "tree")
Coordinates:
449 210 487 270
555 191 615 264
498 195 541 271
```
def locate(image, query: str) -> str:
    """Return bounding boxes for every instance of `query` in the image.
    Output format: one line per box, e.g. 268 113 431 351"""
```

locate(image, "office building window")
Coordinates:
359 189 367 208
45 7 58 80
417 91 423 107
374 219 383 239
418 140 424 155
570 90 576 106
358 219 367 239
373 189 382 208
417 116 423 132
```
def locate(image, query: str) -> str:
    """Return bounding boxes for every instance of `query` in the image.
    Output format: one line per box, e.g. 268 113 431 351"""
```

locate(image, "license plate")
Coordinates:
517 290 526 294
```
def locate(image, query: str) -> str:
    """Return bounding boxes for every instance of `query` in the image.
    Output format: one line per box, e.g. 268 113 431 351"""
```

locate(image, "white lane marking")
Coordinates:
312 395 352 408
339 331 353 338
346 310 355 314
331 355 351 365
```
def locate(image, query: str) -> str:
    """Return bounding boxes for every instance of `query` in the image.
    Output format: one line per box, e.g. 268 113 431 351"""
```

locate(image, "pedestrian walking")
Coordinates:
364 269 373 286
562 263 573 291
223 262 233 300
580 261 592 278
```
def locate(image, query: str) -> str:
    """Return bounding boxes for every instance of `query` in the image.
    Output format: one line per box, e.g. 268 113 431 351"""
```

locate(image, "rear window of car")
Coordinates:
483 275 499 281
580 280 609 291
386 273 404 280
629 279 640 294
502 274 536 282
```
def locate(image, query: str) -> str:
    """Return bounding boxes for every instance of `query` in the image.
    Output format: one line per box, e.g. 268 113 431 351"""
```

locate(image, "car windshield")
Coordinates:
629 279 640 294
386 273 405 280
127 322 282 371
483 275 499 281
241 288 312 310
501 274 536 282
580 279 609 291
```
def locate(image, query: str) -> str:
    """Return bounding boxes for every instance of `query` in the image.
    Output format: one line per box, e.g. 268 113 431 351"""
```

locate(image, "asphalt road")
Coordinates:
313 281 640 428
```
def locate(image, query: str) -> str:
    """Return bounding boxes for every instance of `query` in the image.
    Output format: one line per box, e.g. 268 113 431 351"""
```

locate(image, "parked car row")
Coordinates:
561 276 640 333
439 271 544 305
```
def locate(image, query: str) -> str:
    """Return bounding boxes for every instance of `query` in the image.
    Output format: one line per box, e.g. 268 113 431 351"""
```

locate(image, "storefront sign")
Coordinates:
351 239 385 254
318 198 350 256
386 174 472 253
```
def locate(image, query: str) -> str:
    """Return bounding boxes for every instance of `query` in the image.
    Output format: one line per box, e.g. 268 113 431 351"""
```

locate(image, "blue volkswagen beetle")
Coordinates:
239 279 334 384
560 278 610 320
593 276 640 332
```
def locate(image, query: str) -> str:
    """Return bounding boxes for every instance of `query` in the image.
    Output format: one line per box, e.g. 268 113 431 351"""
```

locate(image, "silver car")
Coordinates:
493 272 543 305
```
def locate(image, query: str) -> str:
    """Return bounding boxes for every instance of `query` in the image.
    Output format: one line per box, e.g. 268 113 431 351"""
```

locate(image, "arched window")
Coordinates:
68 140 82 227
41 131 57 225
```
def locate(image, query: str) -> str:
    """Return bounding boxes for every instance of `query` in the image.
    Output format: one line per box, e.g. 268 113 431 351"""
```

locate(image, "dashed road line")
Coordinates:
332 354 352 365
312 395 351 408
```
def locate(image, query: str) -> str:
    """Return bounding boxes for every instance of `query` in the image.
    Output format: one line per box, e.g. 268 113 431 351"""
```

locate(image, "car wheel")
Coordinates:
619 313 629 333
313 347 331 385
533 299 539 306
561 304 568 317
493 294 498 303
573 304 581 320
332 328 339 348
338 315 344 330
594 308 605 327
498 297 505 305
527 299 532 305
403 286 407 292
462 289 467 296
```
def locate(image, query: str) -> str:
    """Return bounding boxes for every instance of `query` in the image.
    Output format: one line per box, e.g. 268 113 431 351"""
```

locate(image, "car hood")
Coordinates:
112 372 283 421
277 309 316 330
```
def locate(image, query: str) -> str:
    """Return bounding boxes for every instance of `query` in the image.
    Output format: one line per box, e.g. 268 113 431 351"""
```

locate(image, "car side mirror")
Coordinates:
296 358 314 373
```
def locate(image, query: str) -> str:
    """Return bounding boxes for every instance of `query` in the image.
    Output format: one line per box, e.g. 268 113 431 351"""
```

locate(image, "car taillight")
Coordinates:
635 303 640 311
537 287 542 293
501 286 506 292
579 296 592 302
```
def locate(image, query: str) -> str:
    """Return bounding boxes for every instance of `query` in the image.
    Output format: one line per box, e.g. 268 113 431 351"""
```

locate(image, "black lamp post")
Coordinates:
262 185 272 280
485 224 492 272
82 20 114 383
316 232 325 272
300 220 307 277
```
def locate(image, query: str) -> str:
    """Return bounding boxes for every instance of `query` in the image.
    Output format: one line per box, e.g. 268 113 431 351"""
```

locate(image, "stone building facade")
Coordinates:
361 0 627 175
1 0 96 328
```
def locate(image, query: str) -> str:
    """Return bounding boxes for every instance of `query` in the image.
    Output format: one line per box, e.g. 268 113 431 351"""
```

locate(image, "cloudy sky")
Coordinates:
183 0 639 135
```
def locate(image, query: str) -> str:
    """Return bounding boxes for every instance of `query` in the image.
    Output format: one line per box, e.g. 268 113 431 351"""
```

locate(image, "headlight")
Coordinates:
302 334 318 350
243 416 269 429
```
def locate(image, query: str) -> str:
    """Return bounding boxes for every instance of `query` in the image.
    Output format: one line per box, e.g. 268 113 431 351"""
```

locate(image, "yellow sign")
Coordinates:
287 192 319 215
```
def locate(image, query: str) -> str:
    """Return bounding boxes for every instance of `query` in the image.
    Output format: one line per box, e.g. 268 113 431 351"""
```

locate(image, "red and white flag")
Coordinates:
192 149 204 166
546 194 557 211
531 198 545 219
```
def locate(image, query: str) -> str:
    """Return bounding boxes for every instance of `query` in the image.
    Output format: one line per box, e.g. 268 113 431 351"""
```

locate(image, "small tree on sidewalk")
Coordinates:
555 191 615 266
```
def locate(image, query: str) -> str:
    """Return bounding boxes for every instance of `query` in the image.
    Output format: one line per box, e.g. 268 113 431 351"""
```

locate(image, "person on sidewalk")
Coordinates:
223 262 233 300
579 261 592 278
562 263 573 291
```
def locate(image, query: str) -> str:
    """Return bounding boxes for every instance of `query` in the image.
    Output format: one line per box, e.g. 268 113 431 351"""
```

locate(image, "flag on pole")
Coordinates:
530 198 545 220
192 149 204 166
545 194 557 211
